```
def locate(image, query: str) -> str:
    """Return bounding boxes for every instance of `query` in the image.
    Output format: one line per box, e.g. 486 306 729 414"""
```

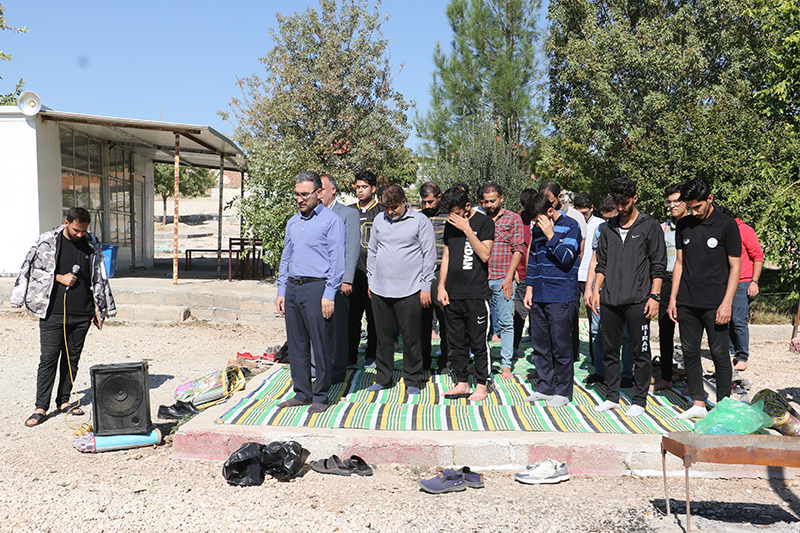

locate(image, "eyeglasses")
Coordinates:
667 200 683 206
294 189 320 200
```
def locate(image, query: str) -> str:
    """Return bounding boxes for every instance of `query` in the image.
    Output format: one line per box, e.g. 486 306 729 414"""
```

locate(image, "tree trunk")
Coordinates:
162 195 168 225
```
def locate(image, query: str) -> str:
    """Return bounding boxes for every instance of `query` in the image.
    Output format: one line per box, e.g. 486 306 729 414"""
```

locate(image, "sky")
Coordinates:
1 0 465 150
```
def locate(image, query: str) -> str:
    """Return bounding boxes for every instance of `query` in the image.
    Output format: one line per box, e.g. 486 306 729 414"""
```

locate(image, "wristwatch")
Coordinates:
649 293 661 302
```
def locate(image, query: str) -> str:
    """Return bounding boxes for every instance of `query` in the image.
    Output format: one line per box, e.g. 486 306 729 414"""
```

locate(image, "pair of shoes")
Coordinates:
25 412 47 427
418 466 483 494
277 398 311 409
515 459 570 484
157 400 201 420
237 352 260 361
583 373 604 385
311 454 374 476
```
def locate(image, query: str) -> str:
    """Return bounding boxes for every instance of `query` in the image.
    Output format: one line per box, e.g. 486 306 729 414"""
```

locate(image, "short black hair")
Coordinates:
609 177 637 203
716 205 735 218
524 192 552 219
519 188 537 210
66 207 91 224
376 184 389 203
572 192 592 209
441 187 469 213
296 170 322 190
480 183 503 198
354 169 378 188
599 195 617 214
452 182 470 197
680 177 712 202
382 184 406 205
664 182 684 198
538 180 561 197
419 181 441 198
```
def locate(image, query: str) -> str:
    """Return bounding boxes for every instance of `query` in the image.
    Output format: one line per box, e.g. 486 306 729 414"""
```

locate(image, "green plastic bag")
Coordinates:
693 397 774 435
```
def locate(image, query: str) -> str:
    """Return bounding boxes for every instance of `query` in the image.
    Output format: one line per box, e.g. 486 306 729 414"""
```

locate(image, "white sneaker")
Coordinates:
515 458 570 484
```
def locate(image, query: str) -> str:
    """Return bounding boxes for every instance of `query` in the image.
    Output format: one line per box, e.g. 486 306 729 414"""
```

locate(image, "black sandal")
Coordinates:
345 455 374 476
25 412 46 427
310 455 355 476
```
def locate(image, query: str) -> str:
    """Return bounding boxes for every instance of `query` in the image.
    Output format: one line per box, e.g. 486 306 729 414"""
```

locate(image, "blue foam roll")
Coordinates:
72 429 161 453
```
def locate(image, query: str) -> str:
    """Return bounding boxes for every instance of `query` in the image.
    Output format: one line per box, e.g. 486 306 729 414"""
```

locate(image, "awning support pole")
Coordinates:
173 133 180 285
217 153 224 277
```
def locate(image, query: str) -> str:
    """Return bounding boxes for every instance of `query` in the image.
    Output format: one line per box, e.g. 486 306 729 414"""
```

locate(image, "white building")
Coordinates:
0 102 244 276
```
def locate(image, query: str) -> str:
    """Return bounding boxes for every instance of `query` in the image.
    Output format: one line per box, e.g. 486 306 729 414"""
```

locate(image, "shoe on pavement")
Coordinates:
418 471 467 494
515 458 570 484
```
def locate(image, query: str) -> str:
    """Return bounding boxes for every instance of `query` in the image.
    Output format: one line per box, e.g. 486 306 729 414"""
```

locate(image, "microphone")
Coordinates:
66 264 80 292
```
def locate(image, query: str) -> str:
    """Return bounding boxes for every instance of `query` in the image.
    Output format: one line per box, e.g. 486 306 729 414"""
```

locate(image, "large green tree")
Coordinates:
415 0 546 157
0 4 28 105
547 0 800 287
154 163 216 224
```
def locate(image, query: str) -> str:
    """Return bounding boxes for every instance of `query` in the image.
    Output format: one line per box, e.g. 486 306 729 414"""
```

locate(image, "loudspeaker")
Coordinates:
18 91 42 116
90 362 151 436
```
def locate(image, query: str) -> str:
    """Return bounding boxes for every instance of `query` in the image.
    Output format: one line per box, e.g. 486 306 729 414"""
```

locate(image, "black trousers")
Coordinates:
599 302 651 407
529 300 576 398
677 306 732 403
347 269 376 364
36 314 92 411
285 280 332 404
330 289 350 383
420 271 448 370
657 278 675 382
445 298 491 386
513 281 530 354
579 281 592 362
371 292 424 389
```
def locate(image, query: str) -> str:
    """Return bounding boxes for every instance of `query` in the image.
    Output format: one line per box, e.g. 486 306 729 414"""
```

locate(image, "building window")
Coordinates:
60 127 104 240
109 146 132 245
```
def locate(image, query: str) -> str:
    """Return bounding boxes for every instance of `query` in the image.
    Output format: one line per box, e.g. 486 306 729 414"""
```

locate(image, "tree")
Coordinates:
0 4 28 105
154 163 216 224
415 0 546 157
546 0 800 289
221 0 416 265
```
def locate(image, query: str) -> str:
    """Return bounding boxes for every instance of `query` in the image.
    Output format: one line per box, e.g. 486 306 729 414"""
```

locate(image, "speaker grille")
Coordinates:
97 374 143 418
91 362 151 436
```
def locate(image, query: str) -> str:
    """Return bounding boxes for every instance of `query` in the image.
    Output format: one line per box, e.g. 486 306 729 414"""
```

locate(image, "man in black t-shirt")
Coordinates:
12 207 116 427
438 187 494 402
667 178 741 420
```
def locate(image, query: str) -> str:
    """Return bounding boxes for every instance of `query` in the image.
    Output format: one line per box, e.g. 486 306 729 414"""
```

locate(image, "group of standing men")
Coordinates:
276 169 762 419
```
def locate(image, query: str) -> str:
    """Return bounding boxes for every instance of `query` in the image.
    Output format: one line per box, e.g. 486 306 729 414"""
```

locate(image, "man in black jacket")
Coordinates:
591 178 667 417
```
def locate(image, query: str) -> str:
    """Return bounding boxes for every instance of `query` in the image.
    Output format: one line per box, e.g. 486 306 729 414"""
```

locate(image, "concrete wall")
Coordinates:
35 118 62 233
0 108 43 276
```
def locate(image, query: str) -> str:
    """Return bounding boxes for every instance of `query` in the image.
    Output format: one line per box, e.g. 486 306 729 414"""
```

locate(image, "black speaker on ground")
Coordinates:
90 362 151 436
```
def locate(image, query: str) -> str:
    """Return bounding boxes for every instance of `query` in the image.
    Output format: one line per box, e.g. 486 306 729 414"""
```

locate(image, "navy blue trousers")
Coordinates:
529 301 576 398
284 280 332 404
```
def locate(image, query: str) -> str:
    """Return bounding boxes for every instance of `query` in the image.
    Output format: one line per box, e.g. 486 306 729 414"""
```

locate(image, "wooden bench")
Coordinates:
184 248 232 271
228 237 266 281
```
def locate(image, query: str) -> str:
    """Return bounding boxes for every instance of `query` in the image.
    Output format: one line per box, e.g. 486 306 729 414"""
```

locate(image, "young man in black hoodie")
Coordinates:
591 178 667 417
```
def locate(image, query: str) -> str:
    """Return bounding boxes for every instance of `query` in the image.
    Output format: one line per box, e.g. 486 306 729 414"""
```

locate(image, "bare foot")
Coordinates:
651 379 673 391
501 367 513 380
491 334 501 343
734 360 747 371
468 384 488 402
443 382 471 397
431 330 440 340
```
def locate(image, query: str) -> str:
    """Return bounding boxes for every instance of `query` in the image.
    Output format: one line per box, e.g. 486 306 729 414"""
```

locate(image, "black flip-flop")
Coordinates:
444 392 471 400
25 412 46 427
59 404 85 416
345 455 374 476
310 455 355 476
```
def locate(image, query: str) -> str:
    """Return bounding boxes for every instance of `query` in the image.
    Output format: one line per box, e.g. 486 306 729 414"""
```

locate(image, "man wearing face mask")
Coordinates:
276 171 345 414
365 185 436 395
12 207 116 427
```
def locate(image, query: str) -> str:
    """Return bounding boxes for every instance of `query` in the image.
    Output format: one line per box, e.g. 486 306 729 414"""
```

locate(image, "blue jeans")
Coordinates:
589 309 634 380
489 278 516 368
729 281 752 362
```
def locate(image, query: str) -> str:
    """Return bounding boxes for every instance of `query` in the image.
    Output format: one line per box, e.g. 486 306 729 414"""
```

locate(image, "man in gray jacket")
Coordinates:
11 207 116 427
366 185 436 394
320 174 360 383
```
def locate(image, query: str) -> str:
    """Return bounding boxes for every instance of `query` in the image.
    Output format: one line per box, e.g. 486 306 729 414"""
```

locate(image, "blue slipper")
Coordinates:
418 471 466 494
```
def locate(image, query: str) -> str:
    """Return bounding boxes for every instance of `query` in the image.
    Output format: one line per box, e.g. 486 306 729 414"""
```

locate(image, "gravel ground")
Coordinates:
1 312 799 533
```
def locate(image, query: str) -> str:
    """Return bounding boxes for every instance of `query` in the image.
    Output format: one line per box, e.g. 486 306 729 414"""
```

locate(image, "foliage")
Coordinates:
0 4 28 105
222 0 417 192
427 118 533 207
747 0 800 123
154 163 216 224
546 0 800 289
228 136 314 268
415 0 547 160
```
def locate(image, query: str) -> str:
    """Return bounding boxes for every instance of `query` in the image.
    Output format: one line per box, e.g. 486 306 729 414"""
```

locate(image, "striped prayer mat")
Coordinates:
216 365 696 433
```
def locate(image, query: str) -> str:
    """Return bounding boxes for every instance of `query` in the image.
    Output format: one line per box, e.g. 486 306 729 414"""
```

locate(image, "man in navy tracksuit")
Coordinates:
591 178 666 417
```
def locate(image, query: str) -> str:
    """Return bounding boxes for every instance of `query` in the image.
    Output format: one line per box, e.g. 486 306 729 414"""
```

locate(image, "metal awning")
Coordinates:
38 110 245 171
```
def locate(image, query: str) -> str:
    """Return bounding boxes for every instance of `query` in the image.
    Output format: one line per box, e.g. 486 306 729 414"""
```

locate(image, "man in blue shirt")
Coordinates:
523 192 582 407
276 171 345 413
